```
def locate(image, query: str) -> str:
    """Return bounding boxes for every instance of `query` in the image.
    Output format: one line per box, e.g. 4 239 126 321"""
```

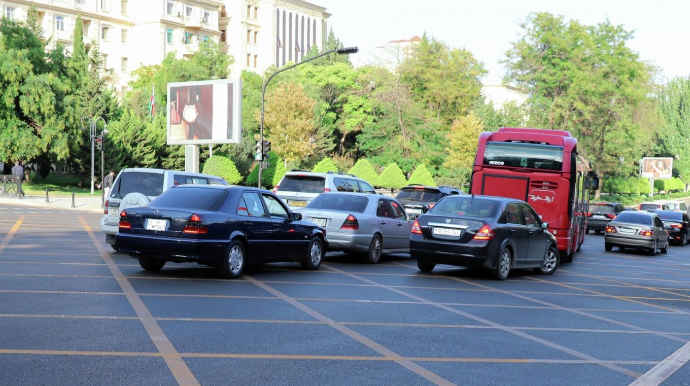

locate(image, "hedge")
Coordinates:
377 163 407 189
201 155 242 185
348 159 379 187
312 158 338 173
407 164 436 186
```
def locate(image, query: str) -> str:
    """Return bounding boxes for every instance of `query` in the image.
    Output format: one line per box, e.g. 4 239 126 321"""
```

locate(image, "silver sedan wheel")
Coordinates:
228 244 244 275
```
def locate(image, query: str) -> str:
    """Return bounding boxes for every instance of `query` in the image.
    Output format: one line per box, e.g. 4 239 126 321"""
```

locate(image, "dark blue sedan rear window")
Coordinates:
150 188 226 211
432 197 500 217
306 194 368 213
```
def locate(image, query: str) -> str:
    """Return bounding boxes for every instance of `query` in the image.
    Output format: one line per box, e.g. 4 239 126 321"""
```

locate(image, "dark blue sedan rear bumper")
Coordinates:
116 233 228 265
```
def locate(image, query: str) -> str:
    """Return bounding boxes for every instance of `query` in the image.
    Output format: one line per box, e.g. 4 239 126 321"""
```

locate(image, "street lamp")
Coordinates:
80 116 107 204
257 46 359 188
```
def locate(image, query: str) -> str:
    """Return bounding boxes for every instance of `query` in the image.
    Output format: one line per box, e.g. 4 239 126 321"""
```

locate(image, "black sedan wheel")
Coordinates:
493 247 512 280
365 234 382 264
110 243 120 252
648 240 657 256
417 259 436 272
219 241 246 279
604 243 613 252
139 257 165 271
534 246 559 275
681 233 687 246
301 237 323 270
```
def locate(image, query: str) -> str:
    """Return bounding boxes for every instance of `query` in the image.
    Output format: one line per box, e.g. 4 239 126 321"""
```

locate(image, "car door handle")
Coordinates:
397 223 403 227
510 230 516 233
380 221 387 225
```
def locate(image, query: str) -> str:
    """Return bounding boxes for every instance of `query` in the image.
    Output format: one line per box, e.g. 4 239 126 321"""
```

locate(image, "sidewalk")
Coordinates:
0 192 104 213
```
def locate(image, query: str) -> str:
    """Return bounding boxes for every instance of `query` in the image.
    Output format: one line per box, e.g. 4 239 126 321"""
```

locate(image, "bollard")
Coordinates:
71 193 76 208
2 176 6 197
45 188 49 203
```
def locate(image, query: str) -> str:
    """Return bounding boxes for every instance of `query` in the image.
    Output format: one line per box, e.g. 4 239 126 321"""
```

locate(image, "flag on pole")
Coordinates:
148 85 155 119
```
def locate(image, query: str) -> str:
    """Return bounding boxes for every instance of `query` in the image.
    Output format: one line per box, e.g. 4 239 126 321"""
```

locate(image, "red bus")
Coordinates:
469 128 597 262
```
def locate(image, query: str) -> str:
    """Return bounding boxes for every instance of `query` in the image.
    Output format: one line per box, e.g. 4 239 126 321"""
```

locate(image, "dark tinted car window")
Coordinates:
306 194 369 213
279 176 325 193
390 201 407 220
114 172 165 198
430 197 500 217
396 188 442 202
377 199 395 218
615 212 653 225
358 181 376 194
639 204 662 211
589 204 615 214
149 188 226 211
657 211 682 221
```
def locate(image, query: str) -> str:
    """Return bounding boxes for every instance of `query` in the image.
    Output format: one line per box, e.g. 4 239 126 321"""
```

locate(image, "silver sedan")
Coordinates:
295 192 412 263
604 211 670 255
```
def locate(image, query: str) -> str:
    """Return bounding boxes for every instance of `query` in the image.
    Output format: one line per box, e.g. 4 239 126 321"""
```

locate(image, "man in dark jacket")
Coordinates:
11 160 25 197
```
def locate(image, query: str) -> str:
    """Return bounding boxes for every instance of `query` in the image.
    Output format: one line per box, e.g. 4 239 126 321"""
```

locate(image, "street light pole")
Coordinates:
80 116 107 196
258 46 358 188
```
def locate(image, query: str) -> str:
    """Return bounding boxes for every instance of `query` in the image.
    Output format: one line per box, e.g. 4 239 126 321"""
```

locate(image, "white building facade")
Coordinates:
0 0 330 95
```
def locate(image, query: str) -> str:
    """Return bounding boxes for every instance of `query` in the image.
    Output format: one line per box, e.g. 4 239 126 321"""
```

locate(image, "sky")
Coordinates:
315 0 689 84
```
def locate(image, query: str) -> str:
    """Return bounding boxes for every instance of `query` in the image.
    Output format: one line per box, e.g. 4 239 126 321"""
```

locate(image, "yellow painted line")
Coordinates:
566 270 690 302
78 216 199 386
0 216 25 254
338 264 641 378
243 275 457 386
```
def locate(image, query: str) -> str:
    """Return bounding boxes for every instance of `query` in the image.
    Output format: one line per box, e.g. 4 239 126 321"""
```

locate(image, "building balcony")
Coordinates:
184 17 201 29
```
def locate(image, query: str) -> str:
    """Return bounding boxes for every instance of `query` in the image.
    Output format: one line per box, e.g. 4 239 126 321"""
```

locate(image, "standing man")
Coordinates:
12 160 25 197
103 170 115 200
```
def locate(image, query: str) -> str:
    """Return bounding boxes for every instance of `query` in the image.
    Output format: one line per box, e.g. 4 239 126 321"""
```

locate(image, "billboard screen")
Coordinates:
167 79 242 145
640 157 673 179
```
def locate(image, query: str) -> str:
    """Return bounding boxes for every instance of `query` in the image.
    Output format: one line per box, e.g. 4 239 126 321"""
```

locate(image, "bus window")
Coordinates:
483 142 564 170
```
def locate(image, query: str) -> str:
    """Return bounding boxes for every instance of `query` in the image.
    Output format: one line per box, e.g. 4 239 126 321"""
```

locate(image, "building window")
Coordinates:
166 1 174 15
121 29 128 44
246 54 250 66
102 54 108 68
254 6 258 19
254 31 258 44
246 29 251 43
55 15 65 32
101 26 109 40
185 5 193 17
246 5 251 17
5 6 16 21
254 54 257 68
203 36 209 42
101 0 110 12
184 32 193 45
74 0 86 6
121 0 128 15
203 11 209 23
166 28 173 44
121 57 128 72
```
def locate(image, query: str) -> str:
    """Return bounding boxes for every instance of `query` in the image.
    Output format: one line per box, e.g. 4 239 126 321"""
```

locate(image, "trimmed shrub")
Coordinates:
377 163 408 190
638 178 652 195
201 155 242 185
654 179 672 193
246 152 279 189
312 158 338 173
625 177 639 195
272 159 287 187
407 164 436 186
348 159 379 187
673 177 685 192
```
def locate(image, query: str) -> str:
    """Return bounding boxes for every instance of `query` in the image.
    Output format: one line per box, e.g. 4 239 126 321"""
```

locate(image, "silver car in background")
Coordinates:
295 192 411 263
604 211 670 255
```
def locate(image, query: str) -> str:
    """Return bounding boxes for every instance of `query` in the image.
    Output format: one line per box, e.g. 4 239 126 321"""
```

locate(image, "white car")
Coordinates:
659 200 689 214
100 168 227 251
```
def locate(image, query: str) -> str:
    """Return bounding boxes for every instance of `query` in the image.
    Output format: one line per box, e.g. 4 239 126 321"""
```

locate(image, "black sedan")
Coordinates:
410 195 559 280
116 185 327 278
653 209 690 246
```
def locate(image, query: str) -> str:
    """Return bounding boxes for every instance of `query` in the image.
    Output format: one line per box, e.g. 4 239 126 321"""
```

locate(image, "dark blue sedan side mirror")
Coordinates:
292 213 302 221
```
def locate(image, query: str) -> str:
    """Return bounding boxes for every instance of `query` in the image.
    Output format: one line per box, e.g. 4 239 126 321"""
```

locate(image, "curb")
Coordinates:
0 194 103 213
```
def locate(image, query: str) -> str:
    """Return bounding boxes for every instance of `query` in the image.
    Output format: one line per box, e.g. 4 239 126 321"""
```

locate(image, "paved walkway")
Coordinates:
0 192 104 213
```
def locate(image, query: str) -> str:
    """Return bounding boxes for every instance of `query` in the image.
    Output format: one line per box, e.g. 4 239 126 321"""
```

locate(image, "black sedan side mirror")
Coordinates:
541 222 549 230
292 213 302 221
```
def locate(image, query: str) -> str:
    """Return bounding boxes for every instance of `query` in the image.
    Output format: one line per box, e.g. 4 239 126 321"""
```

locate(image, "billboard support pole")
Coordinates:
185 145 199 173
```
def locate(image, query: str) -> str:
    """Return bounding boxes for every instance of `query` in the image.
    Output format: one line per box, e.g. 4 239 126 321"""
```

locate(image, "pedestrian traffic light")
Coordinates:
262 139 271 159
95 136 102 151
254 140 263 161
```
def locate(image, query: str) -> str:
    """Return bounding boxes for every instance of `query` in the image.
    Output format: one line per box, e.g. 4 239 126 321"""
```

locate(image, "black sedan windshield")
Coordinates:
150 188 226 211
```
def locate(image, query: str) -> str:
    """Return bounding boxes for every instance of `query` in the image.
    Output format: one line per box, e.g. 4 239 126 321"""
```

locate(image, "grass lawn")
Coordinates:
21 173 95 197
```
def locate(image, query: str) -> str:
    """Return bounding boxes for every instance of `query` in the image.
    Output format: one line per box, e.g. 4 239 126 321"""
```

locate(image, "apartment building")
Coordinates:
0 0 330 95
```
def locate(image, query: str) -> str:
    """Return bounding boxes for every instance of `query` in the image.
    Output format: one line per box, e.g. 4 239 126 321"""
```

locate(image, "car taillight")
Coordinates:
411 219 422 234
272 185 279 193
639 230 653 237
670 223 683 228
605 226 616 233
586 213 592 217
104 200 109 215
427 203 435 211
474 224 494 240
340 214 359 230
605 214 616 219
119 210 131 229
183 213 208 234
323 188 331 192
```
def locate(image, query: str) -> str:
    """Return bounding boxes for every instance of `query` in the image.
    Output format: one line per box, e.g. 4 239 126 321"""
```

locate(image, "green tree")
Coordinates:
657 77 690 182
407 164 436 186
638 178 652 195
625 177 640 195
246 152 279 188
443 112 483 187
348 159 379 187
273 158 287 187
202 155 242 184
377 163 407 190
472 97 526 132
312 158 338 173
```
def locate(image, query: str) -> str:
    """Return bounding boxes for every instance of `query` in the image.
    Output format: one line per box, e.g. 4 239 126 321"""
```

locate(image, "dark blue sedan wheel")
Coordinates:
493 247 512 280
139 257 165 271
219 241 246 279
301 237 323 270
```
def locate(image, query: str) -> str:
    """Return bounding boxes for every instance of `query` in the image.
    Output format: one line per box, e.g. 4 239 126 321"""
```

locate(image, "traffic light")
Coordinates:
95 136 103 151
254 140 263 160
262 139 271 159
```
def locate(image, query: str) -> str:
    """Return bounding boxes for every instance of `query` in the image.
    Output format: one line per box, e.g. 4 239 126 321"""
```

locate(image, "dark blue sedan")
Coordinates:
116 185 327 278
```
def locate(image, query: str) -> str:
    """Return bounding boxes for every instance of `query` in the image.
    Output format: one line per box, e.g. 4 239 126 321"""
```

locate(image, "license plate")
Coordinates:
406 208 422 214
108 207 119 217
592 215 606 219
146 219 168 231
311 218 327 227
619 228 635 234
433 227 462 237
289 200 307 207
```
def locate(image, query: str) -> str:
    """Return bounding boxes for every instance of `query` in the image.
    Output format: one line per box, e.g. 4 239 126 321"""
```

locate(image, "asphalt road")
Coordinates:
0 202 689 386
